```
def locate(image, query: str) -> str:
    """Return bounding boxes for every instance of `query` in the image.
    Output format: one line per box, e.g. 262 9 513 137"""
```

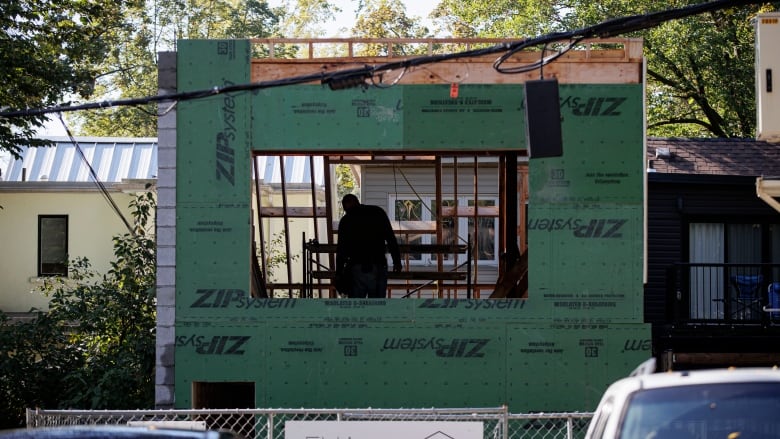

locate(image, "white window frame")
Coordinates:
389 195 498 267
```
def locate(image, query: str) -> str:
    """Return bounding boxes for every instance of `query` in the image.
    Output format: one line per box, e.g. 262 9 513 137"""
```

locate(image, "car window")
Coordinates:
618 382 780 439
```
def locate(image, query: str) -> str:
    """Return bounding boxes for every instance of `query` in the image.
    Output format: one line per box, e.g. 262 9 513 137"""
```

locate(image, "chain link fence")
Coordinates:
26 408 592 439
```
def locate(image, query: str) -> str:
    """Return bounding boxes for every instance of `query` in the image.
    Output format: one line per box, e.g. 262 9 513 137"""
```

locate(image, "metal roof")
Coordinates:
253 155 325 187
1 137 325 187
2 136 157 183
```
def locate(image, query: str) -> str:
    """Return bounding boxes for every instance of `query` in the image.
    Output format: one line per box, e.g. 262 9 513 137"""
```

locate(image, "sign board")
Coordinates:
284 421 483 439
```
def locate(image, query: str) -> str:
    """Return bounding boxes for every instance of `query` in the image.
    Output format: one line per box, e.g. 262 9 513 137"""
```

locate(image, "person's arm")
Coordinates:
336 218 347 274
381 210 402 272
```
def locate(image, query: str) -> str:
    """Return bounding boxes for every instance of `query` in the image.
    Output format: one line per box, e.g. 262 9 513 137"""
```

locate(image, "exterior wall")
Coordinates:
645 174 780 326
0 188 136 312
155 51 177 409
361 163 501 207
167 39 650 412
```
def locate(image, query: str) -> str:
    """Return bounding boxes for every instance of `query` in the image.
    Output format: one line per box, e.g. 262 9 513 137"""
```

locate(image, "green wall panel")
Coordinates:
401 85 525 150
176 205 250 318
177 40 252 311
252 86 404 150
532 85 644 205
174 320 650 411
177 40 252 204
505 324 650 410
528 84 644 323
528 204 643 321
175 42 650 412
263 324 506 408
252 85 526 151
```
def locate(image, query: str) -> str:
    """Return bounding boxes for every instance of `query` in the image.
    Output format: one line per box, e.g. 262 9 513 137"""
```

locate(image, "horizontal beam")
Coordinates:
311 271 468 281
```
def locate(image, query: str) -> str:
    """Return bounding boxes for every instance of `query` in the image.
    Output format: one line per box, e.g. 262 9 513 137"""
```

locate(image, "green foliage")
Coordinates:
335 164 358 216
351 0 430 55
0 0 137 157
77 0 288 137
278 0 341 37
430 0 780 138
431 0 564 37
263 230 300 283
0 192 157 429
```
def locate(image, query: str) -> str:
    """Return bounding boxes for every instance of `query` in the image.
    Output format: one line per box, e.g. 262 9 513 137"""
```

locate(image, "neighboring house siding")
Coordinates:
0 189 137 312
0 136 158 315
361 163 501 207
361 163 502 294
645 174 780 326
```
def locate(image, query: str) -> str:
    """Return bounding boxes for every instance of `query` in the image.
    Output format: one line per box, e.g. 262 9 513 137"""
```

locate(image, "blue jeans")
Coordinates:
348 263 388 298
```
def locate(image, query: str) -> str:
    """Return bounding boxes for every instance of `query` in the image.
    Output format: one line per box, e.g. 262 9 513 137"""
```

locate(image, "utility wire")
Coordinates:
0 0 767 120
57 113 136 235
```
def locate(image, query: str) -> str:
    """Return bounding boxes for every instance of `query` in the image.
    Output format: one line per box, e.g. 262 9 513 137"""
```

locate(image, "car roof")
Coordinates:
606 367 780 396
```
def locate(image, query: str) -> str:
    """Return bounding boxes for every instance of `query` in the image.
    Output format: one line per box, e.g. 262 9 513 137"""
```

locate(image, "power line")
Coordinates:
57 113 136 236
0 0 767 120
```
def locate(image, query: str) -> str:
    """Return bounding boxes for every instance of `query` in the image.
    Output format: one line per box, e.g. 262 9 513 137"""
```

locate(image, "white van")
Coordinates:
585 363 780 439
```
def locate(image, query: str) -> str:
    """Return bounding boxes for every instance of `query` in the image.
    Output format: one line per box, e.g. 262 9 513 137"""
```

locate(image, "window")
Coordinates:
390 195 498 266
38 215 68 276
688 222 780 319
619 383 780 439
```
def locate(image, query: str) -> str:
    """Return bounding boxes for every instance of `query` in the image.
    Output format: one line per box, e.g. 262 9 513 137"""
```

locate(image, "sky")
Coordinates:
273 0 438 36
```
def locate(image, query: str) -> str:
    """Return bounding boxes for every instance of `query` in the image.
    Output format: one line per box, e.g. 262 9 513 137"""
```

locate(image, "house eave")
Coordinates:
647 172 758 186
0 181 121 192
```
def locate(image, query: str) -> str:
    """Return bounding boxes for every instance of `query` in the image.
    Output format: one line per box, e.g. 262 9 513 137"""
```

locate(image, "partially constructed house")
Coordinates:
156 36 650 411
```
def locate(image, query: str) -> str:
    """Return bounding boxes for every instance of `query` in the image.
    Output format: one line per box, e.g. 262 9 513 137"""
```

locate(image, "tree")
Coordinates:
431 0 564 38
0 191 157 429
278 0 342 37
0 0 136 157
351 0 431 56
76 0 290 137
430 0 780 138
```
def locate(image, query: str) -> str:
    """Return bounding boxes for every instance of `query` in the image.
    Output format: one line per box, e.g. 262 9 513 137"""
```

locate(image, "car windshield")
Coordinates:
619 382 780 439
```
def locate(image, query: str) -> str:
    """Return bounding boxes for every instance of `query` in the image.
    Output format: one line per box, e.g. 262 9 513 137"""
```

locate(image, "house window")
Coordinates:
687 222 780 319
391 195 498 266
689 222 771 264
38 215 68 276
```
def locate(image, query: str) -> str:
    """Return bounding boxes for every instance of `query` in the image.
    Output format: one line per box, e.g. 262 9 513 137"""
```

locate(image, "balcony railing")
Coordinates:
667 263 780 326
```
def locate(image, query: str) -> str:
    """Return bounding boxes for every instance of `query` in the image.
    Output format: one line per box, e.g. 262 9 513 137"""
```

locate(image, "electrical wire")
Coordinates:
495 37 584 75
57 113 136 235
0 0 766 120
371 66 408 89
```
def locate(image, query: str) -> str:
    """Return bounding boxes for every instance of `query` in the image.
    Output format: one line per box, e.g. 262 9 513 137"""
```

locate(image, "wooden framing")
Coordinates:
250 37 644 85
250 37 644 299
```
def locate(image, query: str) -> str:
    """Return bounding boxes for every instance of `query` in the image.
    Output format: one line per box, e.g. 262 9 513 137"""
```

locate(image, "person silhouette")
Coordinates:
335 194 401 298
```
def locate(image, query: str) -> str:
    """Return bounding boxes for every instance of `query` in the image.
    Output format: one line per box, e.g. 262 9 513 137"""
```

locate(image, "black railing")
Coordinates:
667 263 780 326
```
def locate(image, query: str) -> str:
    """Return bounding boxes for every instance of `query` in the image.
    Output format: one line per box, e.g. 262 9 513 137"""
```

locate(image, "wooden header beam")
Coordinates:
250 37 644 85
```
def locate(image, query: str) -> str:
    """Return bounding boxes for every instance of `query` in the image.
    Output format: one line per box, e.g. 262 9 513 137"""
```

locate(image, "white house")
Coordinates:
0 137 157 315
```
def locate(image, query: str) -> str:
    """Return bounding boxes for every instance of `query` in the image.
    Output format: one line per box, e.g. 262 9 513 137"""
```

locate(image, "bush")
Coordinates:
0 191 157 428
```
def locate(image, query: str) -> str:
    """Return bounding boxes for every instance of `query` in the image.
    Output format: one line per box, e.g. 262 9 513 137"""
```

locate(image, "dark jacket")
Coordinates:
336 204 401 271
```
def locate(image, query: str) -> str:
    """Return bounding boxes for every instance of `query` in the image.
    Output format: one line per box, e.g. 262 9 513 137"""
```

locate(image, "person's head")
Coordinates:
341 193 360 213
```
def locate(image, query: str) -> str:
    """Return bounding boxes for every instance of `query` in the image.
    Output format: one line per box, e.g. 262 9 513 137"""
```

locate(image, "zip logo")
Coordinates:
561 96 626 116
436 339 489 358
191 289 246 308
176 335 250 355
215 80 237 186
381 337 490 358
573 219 627 238
622 339 651 352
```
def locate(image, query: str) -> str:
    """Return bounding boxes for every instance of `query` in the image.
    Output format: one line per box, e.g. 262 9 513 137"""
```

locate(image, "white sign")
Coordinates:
285 421 483 439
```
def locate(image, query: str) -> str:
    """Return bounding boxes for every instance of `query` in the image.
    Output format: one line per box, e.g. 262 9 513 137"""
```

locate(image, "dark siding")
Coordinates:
645 176 780 326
